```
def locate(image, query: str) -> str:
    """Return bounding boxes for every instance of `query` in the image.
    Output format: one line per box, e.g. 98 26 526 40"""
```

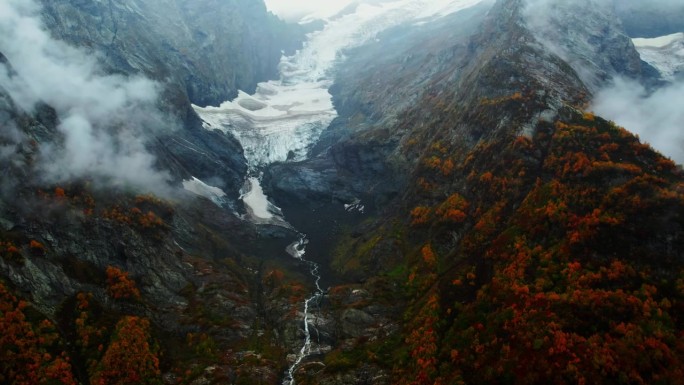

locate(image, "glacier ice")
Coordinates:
193 0 485 170
182 177 227 205
193 0 485 229
633 32 684 81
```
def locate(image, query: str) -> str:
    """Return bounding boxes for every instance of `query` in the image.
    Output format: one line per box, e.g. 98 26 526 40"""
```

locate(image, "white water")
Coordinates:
283 237 324 385
193 1 485 383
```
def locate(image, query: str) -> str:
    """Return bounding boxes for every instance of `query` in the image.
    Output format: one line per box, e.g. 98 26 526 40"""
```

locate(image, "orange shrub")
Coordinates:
90 316 160 385
105 266 141 300
410 206 432 226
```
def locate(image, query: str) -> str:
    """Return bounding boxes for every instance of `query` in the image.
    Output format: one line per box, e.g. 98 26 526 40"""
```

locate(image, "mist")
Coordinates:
264 0 392 21
264 0 354 21
0 0 173 195
593 78 684 164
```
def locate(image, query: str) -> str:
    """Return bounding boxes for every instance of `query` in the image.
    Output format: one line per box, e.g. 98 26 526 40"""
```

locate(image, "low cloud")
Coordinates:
264 0 354 21
592 78 684 164
0 0 173 195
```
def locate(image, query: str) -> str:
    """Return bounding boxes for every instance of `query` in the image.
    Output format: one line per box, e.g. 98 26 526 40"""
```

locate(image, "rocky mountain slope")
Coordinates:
0 1 312 384
265 0 684 383
37 0 306 197
40 0 303 108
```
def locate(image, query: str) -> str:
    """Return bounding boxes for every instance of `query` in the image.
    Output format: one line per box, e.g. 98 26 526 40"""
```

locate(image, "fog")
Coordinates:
522 0 684 164
0 0 173 195
264 0 392 21
264 0 354 21
593 78 684 164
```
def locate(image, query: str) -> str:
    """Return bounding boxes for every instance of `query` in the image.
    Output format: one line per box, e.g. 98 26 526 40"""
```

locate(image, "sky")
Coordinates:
263 0 354 21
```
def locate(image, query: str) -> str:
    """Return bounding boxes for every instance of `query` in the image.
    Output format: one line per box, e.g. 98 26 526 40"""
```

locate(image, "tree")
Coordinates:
90 316 161 385
0 282 76 385
105 266 141 300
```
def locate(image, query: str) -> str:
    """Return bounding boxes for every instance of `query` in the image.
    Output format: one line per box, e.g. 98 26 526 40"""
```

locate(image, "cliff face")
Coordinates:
524 0 660 91
31 0 307 197
613 0 684 38
40 0 303 108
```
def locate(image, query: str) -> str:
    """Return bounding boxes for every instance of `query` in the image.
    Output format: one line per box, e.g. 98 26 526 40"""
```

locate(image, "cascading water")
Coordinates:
282 237 323 385
192 1 485 382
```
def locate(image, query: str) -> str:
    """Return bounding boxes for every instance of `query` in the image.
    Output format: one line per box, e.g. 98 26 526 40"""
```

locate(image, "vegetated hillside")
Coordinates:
266 0 684 384
0 106 317 384
0 1 316 384
390 108 684 384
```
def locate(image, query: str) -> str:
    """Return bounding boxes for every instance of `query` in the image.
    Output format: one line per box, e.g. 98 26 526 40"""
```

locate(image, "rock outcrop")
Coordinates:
40 0 304 108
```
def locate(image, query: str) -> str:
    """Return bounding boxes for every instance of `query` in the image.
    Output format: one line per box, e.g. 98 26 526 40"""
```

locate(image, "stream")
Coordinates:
191 1 486 382
283 237 323 385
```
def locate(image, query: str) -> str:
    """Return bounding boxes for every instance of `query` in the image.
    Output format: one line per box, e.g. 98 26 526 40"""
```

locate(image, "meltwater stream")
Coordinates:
192 1 486 382
283 237 323 385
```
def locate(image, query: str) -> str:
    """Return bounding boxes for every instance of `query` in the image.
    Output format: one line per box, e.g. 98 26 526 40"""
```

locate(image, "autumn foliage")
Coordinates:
90 316 162 385
394 111 684 384
0 282 76 385
106 266 141 300
0 241 22 264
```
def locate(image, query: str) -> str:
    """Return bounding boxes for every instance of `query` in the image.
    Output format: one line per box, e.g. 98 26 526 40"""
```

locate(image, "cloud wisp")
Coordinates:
592 77 684 164
264 0 355 21
0 0 173 194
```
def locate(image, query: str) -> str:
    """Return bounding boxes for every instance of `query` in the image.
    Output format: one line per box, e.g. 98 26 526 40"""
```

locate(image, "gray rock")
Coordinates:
340 308 375 338
39 0 304 107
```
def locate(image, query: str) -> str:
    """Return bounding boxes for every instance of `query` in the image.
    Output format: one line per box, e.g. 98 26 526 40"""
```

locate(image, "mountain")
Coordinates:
40 0 304 108
613 0 684 38
265 0 684 383
1 0 683 384
0 1 308 383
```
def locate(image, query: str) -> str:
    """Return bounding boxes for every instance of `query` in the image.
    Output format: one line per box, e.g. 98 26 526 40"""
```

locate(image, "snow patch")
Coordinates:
182 177 226 205
239 177 292 227
240 177 275 220
633 33 684 49
344 199 365 213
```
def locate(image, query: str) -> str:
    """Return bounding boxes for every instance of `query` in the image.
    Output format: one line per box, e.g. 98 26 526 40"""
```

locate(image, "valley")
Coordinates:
1 0 683 384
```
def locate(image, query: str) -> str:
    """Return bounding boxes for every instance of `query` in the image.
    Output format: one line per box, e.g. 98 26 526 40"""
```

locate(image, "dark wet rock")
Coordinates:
39 0 304 108
339 308 375 338
317 366 390 385
523 0 660 91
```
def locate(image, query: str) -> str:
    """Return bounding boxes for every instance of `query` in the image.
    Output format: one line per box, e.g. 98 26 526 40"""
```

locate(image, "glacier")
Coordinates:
193 0 485 225
193 0 485 170
633 32 684 81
